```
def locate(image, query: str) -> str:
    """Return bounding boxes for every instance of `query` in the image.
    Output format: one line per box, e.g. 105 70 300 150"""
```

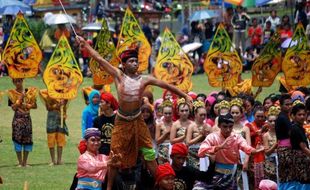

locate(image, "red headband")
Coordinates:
120 49 138 63
171 143 188 156
101 92 119 111
155 163 175 184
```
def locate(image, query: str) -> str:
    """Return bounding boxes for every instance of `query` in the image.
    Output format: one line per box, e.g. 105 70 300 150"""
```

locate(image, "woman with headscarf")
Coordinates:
76 128 120 190
93 92 118 155
81 90 100 138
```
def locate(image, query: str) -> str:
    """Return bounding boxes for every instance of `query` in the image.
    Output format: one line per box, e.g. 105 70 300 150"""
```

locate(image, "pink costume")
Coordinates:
198 131 254 164
77 151 109 182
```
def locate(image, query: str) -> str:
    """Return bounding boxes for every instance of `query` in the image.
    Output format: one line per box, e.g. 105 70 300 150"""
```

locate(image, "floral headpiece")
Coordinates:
230 98 243 108
218 100 231 110
193 100 205 112
161 100 173 108
268 106 281 116
292 99 305 107
177 98 186 107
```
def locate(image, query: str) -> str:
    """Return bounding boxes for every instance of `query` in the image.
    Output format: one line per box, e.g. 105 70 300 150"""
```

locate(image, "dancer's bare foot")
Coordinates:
56 161 64 165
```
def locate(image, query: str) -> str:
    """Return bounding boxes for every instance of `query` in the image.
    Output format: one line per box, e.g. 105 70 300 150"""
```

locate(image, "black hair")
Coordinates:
291 103 306 116
305 98 310 112
245 95 255 106
218 113 234 125
197 93 207 101
253 100 262 109
253 105 265 115
279 93 291 106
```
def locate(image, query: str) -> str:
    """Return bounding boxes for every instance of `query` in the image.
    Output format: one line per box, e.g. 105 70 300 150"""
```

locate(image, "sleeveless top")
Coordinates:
118 74 143 102
176 127 186 138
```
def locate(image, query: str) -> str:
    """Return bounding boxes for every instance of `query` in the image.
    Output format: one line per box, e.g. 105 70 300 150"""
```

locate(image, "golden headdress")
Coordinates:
268 106 281 116
161 99 173 108
230 98 243 108
218 100 231 110
292 99 305 107
177 98 186 106
193 100 205 112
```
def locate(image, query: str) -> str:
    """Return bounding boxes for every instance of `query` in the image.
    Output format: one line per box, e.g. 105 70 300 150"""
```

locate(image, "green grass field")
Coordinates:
0 73 279 189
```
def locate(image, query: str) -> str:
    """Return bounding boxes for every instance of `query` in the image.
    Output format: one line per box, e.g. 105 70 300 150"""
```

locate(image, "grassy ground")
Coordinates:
0 73 278 189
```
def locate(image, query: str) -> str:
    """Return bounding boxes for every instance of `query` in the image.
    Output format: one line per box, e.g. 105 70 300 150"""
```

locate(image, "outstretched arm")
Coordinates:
76 36 121 81
145 76 192 103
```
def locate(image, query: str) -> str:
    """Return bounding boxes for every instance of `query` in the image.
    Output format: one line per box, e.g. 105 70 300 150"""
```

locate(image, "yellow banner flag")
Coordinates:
203 23 242 87
89 19 118 85
282 23 310 86
252 33 282 87
154 28 193 93
43 34 83 100
3 12 42 78
116 7 151 72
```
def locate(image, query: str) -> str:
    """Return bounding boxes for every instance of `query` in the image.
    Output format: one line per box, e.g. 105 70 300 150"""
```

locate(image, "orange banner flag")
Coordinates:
203 23 242 87
116 7 151 72
43 34 83 100
3 12 42 78
154 28 193 92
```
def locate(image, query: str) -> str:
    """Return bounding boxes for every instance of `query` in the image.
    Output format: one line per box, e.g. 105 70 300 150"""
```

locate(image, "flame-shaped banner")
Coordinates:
226 79 252 96
203 23 242 87
282 23 310 86
116 7 151 72
89 19 118 85
3 12 42 78
43 35 83 100
252 33 282 87
154 28 193 92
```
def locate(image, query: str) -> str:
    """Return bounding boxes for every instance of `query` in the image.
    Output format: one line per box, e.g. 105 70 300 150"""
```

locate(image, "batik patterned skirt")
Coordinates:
12 111 32 145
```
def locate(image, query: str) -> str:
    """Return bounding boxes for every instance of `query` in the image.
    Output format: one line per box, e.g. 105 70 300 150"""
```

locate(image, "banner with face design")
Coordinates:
116 7 151 72
89 19 118 85
3 12 42 78
251 33 282 87
154 28 193 93
43 34 83 100
203 23 242 87
282 23 310 86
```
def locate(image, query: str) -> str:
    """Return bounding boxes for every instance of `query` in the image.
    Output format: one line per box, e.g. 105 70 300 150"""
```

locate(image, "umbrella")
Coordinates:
82 22 115 32
0 0 31 14
182 42 202 53
2 6 31 15
189 9 218 22
255 0 272 6
281 38 298 48
45 13 76 25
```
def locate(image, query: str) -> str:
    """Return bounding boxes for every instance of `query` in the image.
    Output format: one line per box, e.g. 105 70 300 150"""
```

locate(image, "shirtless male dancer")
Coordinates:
77 36 192 190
